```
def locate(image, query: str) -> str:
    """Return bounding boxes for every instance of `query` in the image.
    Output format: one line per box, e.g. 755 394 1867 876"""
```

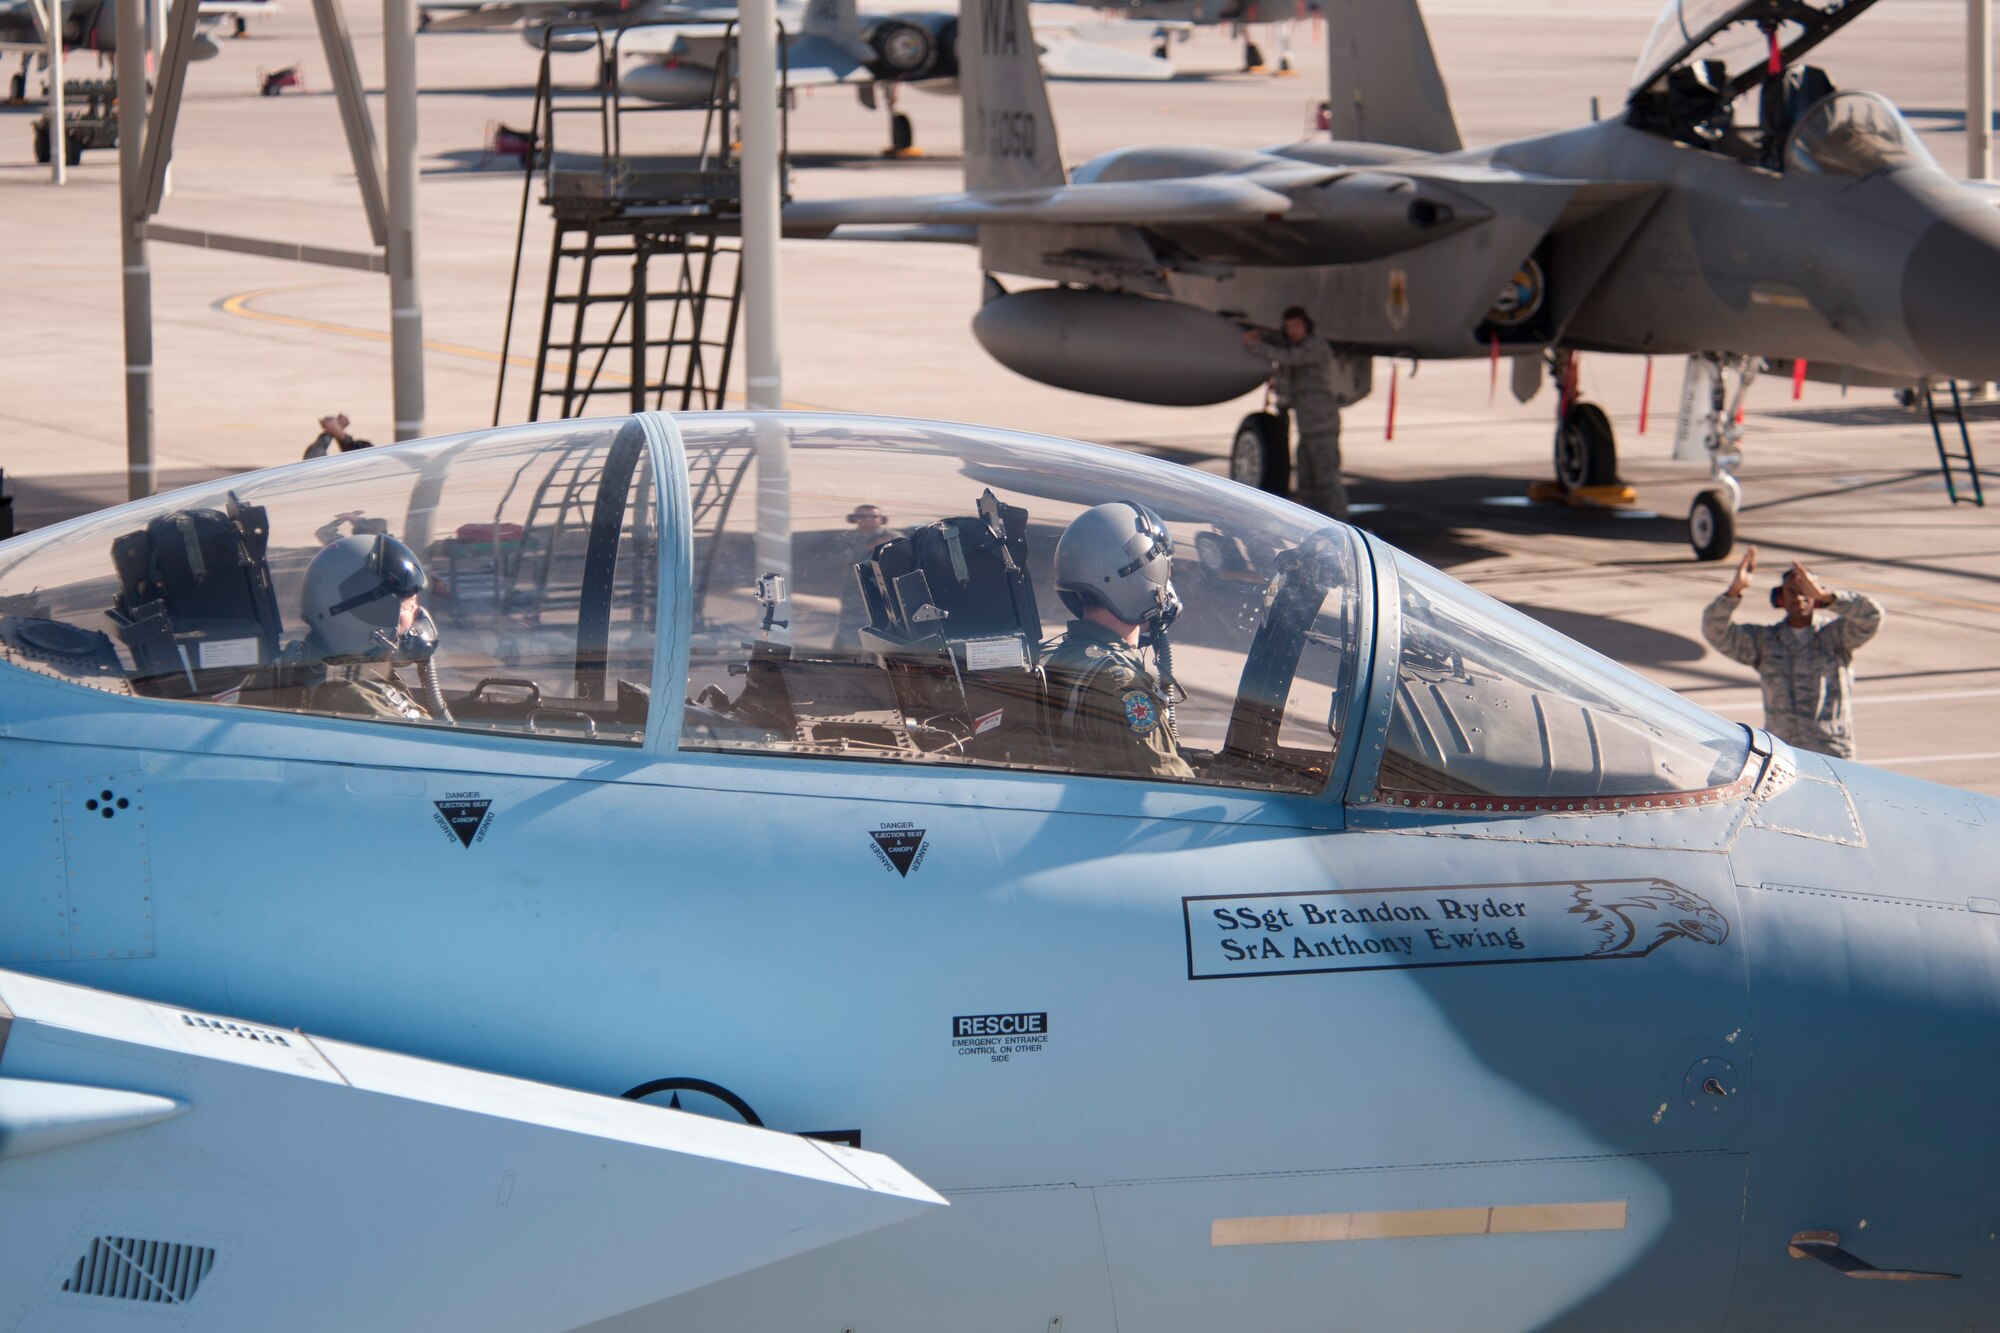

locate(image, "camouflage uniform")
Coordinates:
1248 333 1347 519
1044 619 1193 780
308 668 430 721
1701 590 1884 759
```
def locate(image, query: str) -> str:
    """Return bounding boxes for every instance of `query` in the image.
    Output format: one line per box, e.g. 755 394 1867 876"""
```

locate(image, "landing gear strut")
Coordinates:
1677 352 1759 561
1547 349 1622 491
882 82 917 158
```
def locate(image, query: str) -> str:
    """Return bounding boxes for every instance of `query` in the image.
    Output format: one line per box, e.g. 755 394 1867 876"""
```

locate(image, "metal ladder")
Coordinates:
492 20 786 426
1924 381 1986 507
528 222 743 420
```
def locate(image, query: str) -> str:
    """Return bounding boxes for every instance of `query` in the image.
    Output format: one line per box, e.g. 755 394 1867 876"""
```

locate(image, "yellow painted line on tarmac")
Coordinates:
220 286 563 375
218 286 828 410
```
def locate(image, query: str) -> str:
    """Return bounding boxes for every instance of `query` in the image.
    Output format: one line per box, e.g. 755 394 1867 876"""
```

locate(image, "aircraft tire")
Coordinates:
889 112 914 154
1688 489 1735 562
1243 40 1264 70
1231 411 1290 494
31 120 49 165
62 128 82 166
9 71 25 102
1554 401 1616 489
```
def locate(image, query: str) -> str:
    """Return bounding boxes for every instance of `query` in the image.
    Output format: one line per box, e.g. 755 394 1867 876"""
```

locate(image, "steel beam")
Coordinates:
312 0 388 246
31 0 62 184
383 0 425 439
141 223 387 271
739 0 780 412
116 0 155 499
1972 0 1993 180
136 0 206 217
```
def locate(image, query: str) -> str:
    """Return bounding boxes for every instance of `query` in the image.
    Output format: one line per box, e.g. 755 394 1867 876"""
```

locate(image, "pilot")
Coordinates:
1045 503 1194 781
298 533 445 722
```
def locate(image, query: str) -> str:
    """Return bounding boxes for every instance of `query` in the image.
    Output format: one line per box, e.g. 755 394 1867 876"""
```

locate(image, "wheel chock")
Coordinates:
880 146 925 159
1526 480 1638 508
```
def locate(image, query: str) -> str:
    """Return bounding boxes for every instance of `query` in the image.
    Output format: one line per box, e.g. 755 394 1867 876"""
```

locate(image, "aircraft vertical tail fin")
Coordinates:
959 0 1065 189
1323 0 1462 153
801 0 858 45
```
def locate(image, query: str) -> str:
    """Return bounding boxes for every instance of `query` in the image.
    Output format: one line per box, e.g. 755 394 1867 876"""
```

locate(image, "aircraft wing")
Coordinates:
197 1 279 13
618 26 869 85
1036 31 1174 80
0 969 944 1330
785 177 1298 237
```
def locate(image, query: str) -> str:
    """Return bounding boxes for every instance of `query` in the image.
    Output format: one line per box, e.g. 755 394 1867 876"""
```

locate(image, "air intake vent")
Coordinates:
182 1012 291 1046
61 1237 216 1304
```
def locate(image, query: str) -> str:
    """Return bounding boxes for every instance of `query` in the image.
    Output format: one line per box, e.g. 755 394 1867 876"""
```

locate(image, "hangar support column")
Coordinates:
1968 0 1984 179
384 0 426 440
116 0 154 499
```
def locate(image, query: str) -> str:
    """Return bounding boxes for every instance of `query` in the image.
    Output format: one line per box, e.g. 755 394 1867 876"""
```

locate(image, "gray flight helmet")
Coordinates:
1054 502 1182 632
301 534 432 661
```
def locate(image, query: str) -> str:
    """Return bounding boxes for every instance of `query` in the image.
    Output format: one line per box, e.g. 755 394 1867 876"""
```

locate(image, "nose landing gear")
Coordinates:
1677 352 1759 561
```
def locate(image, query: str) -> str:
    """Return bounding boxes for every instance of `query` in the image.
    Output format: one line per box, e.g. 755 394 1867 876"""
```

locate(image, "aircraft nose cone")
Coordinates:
1902 205 2000 380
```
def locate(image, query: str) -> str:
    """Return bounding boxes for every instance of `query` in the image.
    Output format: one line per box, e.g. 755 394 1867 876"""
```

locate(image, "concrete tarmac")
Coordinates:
1 0 1997 792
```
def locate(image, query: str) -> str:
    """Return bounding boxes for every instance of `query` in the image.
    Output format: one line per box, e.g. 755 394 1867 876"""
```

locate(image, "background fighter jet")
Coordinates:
0 410 1996 1328
788 0 2000 560
421 0 1167 156
1 0 269 93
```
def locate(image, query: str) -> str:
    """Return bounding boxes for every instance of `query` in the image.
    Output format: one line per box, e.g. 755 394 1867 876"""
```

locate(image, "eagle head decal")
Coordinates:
1569 880 1729 957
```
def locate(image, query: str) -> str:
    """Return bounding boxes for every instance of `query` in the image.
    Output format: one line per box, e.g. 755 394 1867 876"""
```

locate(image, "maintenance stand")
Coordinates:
495 25 791 423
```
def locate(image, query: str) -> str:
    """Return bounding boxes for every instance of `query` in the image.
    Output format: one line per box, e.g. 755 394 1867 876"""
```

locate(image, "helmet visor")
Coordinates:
326 535 428 618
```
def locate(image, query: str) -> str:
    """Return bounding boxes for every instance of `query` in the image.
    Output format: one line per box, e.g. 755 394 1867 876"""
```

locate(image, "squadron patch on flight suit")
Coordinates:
1121 689 1160 734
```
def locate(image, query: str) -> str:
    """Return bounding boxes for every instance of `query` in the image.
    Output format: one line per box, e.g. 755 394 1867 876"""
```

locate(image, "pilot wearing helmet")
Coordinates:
1045 503 1194 781
299 533 448 722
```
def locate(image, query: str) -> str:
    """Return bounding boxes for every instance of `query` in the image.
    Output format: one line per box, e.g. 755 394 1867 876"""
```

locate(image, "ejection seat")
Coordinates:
106 492 294 705
851 488 1052 764
1761 65 1836 167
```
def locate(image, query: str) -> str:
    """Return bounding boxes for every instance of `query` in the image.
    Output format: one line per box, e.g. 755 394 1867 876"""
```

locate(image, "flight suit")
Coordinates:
308 668 431 722
1701 590 1885 759
1248 332 1347 519
1044 619 1194 780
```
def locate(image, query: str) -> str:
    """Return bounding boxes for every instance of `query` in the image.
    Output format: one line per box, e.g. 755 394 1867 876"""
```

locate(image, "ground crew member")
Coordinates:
304 413 373 460
1045 502 1195 780
833 504 897 655
1702 544 1884 759
1242 307 1347 519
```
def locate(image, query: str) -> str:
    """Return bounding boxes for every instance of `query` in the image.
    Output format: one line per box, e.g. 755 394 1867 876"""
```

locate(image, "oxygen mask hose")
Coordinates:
1153 633 1180 744
418 658 454 724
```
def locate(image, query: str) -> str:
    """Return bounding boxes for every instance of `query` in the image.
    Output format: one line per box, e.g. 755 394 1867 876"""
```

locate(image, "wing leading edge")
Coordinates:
0 970 943 1331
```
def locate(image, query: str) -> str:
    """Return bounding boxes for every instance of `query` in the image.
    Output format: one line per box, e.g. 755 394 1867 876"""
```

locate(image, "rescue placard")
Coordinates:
1182 879 1728 980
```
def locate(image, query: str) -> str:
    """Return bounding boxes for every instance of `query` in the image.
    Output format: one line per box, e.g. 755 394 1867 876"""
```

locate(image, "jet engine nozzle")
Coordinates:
972 288 1269 406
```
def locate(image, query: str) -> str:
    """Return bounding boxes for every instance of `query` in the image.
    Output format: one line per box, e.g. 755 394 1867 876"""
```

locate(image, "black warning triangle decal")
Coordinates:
870 828 927 877
434 799 492 849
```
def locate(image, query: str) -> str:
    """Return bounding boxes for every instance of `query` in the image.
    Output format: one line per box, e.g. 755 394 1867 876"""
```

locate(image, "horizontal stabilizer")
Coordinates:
0 1077 185 1161
0 970 943 1331
786 177 1294 237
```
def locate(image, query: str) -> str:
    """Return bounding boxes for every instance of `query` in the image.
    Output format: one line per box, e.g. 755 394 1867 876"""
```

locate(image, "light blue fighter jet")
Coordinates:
0 411 1993 1330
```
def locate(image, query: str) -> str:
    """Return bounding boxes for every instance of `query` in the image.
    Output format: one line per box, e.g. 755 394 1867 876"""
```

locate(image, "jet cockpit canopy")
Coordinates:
1628 0 1880 102
0 411 1753 812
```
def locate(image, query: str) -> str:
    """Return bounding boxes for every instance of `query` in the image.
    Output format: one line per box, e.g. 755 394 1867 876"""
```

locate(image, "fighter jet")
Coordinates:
421 0 1167 156
1050 0 1321 75
0 0 272 96
0 409 1995 1328
788 0 2000 560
